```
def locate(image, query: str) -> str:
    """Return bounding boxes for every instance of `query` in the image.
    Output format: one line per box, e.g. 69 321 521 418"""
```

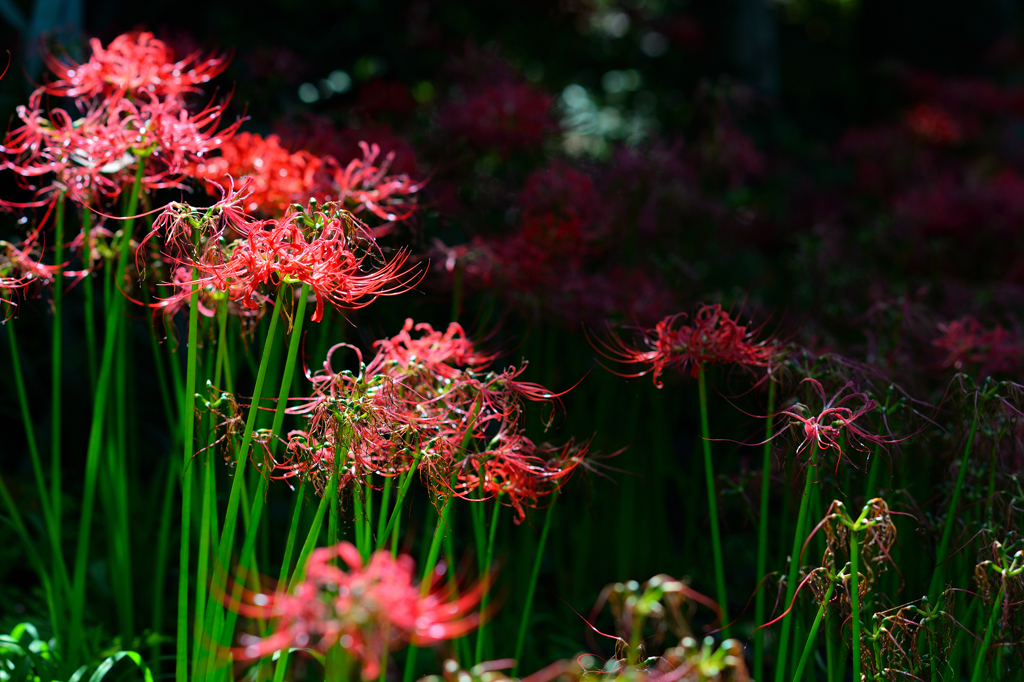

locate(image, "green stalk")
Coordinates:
864 445 882 500
377 478 393 544
792 579 834 682
50 193 65 611
70 159 146 666
151 456 178 679
970 586 1003 682
175 271 202 682
697 367 729 636
213 288 285 578
512 496 557 677
80 206 98 390
5 320 69 614
272 490 332 682
277 482 308 585
403 498 454 682
928 413 978 602
207 285 310 682
475 497 502 665
376 454 424 552
774 446 819 682
850 531 862 682
825 612 836 682
753 379 775 682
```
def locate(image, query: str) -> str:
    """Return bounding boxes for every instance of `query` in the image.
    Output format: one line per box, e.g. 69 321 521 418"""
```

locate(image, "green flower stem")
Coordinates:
376 454 424 552
80 206 98 390
278 481 308 585
208 285 310 682
403 497 454 682
70 159 146 666
825 612 837 682
50 193 65 604
512 496 556 677
864 445 882 500
475 496 502 665
151 455 178 679
175 270 202 682
377 478 394 545
851 530 862 682
970 585 1003 682
5 320 70 615
753 378 775 682
696 367 729 636
272 489 332 682
792 578 835 682
774 446 819 682
213 287 285 580
929 412 979 602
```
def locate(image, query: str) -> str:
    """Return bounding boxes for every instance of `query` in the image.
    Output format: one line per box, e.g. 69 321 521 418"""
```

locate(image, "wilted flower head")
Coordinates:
232 541 483 679
42 31 228 100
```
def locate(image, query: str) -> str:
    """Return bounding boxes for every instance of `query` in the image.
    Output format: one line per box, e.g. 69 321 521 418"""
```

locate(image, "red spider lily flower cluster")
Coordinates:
192 132 423 223
149 186 417 321
1 32 238 209
774 378 901 473
598 304 778 387
281 319 588 523
905 104 964 145
231 542 482 679
0 235 62 307
935 316 1024 377
41 31 228 99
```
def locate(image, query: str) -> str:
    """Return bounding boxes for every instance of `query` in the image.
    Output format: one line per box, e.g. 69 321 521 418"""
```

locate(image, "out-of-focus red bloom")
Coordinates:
42 31 228 100
193 133 422 223
935 316 1024 376
357 79 417 119
905 104 964 145
231 542 483 680
192 132 326 214
599 304 777 387
441 82 556 155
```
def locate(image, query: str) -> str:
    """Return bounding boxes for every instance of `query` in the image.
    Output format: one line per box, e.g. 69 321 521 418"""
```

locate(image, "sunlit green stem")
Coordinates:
272 490 332 682
774 446 819 682
50 193 65 600
512 495 557 677
793 578 834 682
81 207 98 390
175 271 201 682
475 496 502 665
753 379 775 682
929 412 978 602
403 497 454 682
970 585 1003 682
376 454 424 552
70 158 146 666
851 532 862 682
697 367 729 636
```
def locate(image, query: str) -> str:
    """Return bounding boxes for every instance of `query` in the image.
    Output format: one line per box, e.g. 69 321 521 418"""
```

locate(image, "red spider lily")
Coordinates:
774 378 902 473
193 133 422 223
191 132 328 214
230 542 483 679
0 237 61 308
598 304 777 387
150 198 417 322
935 316 1024 377
276 321 586 521
42 31 228 100
366 318 495 379
2 88 239 207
